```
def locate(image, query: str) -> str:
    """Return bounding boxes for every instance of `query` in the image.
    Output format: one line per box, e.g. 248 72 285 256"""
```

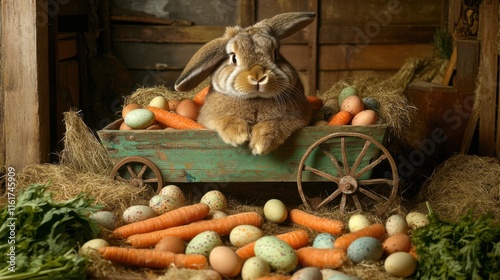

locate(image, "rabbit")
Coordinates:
175 12 316 155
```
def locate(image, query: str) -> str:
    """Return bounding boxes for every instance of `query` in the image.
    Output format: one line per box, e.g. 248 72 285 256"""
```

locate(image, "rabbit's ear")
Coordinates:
259 12 316 40
175 37 228 92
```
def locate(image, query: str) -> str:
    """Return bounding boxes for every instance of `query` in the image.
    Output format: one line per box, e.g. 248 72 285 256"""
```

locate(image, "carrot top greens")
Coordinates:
0 183 101 280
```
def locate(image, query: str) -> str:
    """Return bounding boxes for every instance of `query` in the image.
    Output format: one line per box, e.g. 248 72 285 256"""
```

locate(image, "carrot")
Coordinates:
98 246 208 269
328 110 352 126
409 244 418 260
192 86 210 107
289 209 344 236
306 96 323 110
333 223 386 251
296 247 347 269
127 211 262 248
235 229 310 259
113 203 210 239
146 106 205 130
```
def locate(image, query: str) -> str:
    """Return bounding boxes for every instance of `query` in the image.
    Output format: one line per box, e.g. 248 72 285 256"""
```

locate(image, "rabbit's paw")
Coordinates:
249 123 285 155
216 119 250 146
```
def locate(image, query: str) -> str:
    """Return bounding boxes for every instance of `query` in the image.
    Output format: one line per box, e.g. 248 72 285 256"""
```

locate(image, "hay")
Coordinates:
414 154 500 223
59 110 113 175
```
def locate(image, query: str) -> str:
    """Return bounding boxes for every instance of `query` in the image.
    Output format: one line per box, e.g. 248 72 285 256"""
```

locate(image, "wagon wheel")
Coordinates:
297 132 399 213
111 156 163 193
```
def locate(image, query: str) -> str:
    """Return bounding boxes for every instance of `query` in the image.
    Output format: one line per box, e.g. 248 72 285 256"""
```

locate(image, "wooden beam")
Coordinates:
1 0 50 170
307 0 319 95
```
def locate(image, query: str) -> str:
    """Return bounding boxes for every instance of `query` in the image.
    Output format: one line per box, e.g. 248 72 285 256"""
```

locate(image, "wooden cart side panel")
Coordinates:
98 123 388 183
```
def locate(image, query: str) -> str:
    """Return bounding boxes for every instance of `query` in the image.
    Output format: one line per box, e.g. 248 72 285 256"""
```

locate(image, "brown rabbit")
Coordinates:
175 12 315 155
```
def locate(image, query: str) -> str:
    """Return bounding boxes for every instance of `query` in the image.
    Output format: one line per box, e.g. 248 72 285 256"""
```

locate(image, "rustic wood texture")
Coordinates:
1 0 51 169
455 39 480 93
98 122 388 183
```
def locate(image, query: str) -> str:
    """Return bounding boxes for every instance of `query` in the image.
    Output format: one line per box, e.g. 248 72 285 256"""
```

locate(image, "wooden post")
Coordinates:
1 0 50 170
307 0 319 95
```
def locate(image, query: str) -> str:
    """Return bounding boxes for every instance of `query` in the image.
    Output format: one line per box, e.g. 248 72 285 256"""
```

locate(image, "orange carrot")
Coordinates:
306 96 323 110
127 211 262 248
113 203 210 239
98 246 208 269
333 223 386 251
328 110 352 126
192 86 210 107
296 247 347 269
409 244 418 260
289 209 344 236
236 229 310 259
146 106 205 130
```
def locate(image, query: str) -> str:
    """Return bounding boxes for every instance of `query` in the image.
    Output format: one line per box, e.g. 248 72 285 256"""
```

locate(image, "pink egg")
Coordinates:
340 95 364 116
351 109 378 125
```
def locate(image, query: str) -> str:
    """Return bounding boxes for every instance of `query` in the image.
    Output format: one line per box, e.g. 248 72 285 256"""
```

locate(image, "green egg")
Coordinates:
338 86 357 106
185 230 222 257
254 236 298 272
124 108 155 129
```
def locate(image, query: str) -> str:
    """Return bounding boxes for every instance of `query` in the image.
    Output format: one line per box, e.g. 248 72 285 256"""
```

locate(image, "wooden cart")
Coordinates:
97 120 399 213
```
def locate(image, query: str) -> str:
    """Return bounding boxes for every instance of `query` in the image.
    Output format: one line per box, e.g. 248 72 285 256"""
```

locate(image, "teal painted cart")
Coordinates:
97 119 399 212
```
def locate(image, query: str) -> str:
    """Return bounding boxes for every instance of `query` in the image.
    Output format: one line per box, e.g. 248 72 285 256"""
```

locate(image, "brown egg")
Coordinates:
351 109 378 125
119 121 134 130
209 246 242 278
155 236 186 254
175 99 199 120
121 103 141 118
168 99 181 111
146 124 162 130
382 233 412 255
340 95 364 116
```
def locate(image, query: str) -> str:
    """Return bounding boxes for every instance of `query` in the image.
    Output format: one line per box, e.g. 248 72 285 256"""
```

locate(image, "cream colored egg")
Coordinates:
160 185 186 205
291 267 322 280
209 246 243 278
241 256 271 280
124 108 155 129
186 230 222 257
91 211 117 230
406 211 430 230
200 190 228 211
263 199 288 223
79 238 109 256
208 210 228 220
230 225 264 247
149 194 184 215
348 213 372 232
384 251 417 277
122 205 157 224
385 214 408 236
148 96 169 110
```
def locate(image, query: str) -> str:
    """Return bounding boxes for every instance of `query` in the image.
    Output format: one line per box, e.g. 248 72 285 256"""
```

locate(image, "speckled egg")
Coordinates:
384 251 417 277
291 267 322 280
207 210 228 220
338 86 357 105
263 199 288 223
348 213 372 232
406 211 430 230
254 236 298 273
385 214 408 236
340 95 365 116
200 190 227 211
122 205 157 224
347 236 384 263
185 230 223 257
149 194 184 215
230 225 264 247
382 233 412 255
91 211 117 230
312 233 336 249
160 185 186 205
362 97 380 111
328 273 362 280
241 256 271 280
124 108 155 129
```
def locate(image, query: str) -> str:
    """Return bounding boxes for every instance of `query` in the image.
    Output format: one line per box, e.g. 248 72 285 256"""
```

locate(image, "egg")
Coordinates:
124 108 155 129
291 267 322 280
384 251 417 277
385 214 408 236
328 273 362 280
149 194 184 215
312 233 336 249
91 211 117 230
155 236 186 253
175 99 199 120
119 121 134 130
200 190 227 211
241 256 271 280
362 97 380 111
122 205 157 224
168 99 181 111
351 110 378 125
348 213 372 232
185 230 222 257
340 95 364 116
207 210 228 220
159 185 186 205
148 96 169 110
263 199 288 223
146 124 162 130
209 246 243 277
382 233 412 255
230 225 264 247
406 211 430 230
254 236 298 273
338 86 357 105
79 238 109 257
347 236 384 263
121 103 141 118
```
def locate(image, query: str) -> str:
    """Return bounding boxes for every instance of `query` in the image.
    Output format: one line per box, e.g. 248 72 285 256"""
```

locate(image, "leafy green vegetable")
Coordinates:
412 202 500 280
0 183 102 280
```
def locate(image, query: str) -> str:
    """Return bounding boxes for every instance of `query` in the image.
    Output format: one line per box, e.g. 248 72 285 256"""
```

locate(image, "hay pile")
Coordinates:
414 154 500 223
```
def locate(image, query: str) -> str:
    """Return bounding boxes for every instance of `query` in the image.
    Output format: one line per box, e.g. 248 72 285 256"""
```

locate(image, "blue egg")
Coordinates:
312 233 336 249
347 236 384 263
362 97 380 111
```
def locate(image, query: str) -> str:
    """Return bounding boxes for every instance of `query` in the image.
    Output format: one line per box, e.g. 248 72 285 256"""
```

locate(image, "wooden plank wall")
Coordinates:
110 0 443 95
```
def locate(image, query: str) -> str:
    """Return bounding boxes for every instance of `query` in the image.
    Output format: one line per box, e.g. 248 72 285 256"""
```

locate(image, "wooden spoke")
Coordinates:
353 154 388 179
352 194 362 210
126 164 137 178
358 187 386 202
136 164 149 179
339 194 347 213
315 188 343 209
358 178 394 186
111 157 164 193
341 137 350 175
304 165 340 183
349 140 371 176
320 148 344 176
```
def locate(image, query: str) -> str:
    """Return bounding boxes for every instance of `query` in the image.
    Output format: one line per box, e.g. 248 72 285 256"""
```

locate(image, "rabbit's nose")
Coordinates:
248 66 268 86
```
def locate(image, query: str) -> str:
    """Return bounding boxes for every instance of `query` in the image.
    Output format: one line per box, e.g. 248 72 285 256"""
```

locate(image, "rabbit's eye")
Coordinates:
230 54 237 65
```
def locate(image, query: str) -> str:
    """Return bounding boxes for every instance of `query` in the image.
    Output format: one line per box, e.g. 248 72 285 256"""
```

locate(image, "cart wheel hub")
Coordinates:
339 176 358 194
131 178 144 188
